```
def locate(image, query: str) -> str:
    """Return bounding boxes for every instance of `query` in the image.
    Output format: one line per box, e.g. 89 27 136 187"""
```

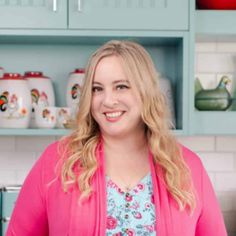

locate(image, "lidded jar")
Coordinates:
0 73 31 128
66 68 85 116
24 71 55 128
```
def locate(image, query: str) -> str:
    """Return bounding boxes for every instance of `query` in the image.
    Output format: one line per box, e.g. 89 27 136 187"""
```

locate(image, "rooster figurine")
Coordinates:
195 76 232 111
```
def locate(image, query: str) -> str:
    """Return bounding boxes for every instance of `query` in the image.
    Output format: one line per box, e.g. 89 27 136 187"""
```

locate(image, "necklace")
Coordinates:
110 171 150 193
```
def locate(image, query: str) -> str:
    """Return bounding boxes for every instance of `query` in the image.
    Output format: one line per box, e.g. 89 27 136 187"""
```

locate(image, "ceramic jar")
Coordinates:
66 68 85 117
159 77 176 128
24 71 55 128
0 73 31 128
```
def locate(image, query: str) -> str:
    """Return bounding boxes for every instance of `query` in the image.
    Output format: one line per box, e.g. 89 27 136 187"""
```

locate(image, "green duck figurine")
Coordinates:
195 76 232 111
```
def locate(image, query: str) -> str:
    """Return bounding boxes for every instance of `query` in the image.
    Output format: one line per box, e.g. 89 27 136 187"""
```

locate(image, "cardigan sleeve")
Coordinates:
195 159 227 236
5 142 59 236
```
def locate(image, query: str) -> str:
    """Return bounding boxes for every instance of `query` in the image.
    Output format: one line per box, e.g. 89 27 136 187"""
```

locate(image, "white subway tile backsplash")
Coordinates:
0 170 17 185
215 173 236 191
195 73 217 89
177 136 215 152
15 170 30 185
195 42 217 52
217 42 236 53
0 137 15 151
222 212 236 232
217 191 236 211
197 152 235 172
0 152 36 171
197 53 236 73
15 136 56 152
207 172 216 189
216 136 236 152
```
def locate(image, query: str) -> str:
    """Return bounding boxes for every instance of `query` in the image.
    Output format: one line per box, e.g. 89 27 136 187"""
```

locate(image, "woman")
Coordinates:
6 40 227 236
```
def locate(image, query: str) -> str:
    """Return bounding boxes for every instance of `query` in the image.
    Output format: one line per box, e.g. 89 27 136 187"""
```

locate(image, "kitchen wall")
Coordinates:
0 41 236 235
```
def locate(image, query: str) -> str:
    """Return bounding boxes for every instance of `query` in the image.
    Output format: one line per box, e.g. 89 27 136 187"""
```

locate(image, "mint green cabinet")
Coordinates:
68 0 189 30
0 1 67 29
189 10 236 135
0 0 189 30
196 10 236 35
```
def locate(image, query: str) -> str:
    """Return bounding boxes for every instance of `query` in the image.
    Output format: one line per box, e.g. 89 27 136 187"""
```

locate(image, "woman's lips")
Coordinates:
104 111 124 122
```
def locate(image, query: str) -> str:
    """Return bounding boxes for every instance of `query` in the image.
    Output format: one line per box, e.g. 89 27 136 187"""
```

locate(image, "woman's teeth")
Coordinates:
105 112 123 118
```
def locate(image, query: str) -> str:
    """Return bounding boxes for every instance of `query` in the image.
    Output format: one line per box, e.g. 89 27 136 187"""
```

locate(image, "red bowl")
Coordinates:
197 0 236 9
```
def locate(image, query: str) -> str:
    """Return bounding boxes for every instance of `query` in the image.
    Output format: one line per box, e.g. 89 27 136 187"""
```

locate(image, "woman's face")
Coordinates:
91 55 144 139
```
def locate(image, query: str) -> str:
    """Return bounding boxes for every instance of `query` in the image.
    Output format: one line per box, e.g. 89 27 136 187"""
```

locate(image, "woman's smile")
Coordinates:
104 111 124 122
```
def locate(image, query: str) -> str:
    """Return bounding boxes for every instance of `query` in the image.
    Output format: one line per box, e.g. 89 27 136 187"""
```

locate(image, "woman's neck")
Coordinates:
102 131 148 160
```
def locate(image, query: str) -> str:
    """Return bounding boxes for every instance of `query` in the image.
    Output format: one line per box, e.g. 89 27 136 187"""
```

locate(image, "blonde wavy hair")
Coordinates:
60 40 196 212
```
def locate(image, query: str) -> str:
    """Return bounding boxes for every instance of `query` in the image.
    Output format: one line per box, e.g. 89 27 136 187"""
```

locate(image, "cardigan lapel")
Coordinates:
149 152 173 236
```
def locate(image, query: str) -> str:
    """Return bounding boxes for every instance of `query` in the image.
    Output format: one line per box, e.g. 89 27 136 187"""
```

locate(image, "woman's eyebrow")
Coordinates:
113 80 130 84
92 81 103 85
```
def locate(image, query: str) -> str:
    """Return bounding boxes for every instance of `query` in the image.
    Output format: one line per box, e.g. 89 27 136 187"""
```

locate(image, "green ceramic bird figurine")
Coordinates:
195 76 232 111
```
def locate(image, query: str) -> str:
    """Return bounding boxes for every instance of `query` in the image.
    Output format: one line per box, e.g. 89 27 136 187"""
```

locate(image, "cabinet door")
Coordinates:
0 0 67 29
69 0 189 30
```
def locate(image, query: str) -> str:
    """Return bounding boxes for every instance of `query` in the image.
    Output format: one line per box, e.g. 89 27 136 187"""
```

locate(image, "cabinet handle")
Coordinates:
78 0 82 12
53 0 57 12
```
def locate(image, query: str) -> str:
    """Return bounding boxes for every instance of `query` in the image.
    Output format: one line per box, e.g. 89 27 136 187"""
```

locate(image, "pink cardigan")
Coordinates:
6 141 227 236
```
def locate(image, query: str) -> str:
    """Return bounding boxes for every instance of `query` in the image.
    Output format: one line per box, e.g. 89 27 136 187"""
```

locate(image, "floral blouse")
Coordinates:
106 173 156 236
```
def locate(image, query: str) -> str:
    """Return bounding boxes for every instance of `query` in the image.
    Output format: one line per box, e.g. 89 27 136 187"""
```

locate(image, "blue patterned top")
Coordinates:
106 173 156 236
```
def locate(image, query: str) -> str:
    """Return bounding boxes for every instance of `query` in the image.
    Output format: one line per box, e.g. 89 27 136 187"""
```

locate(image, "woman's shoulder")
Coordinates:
35 138 69 178
39 140 61 163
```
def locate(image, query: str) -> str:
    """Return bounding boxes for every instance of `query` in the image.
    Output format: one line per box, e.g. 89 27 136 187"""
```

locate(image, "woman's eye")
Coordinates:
92 86 102 93
116 84 129 90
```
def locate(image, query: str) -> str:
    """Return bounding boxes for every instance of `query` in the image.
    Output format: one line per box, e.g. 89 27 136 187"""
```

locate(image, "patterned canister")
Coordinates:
24 71 55 128
66 68 85 117
0 73 31 128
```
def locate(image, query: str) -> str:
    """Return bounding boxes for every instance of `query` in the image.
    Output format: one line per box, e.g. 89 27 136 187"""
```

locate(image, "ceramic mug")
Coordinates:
56 107 73 128
35 106 57 129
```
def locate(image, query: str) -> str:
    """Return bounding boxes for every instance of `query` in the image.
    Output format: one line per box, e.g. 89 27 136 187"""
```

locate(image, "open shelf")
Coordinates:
0 33 188 135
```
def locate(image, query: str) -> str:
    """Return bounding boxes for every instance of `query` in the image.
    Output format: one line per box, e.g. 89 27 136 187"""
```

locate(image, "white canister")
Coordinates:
159 77 176 128
24 71 55 128
66 68 85 117
0 73 32 128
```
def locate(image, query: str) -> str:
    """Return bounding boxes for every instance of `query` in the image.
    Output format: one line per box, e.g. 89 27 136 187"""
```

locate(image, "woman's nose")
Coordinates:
102 91 118 107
